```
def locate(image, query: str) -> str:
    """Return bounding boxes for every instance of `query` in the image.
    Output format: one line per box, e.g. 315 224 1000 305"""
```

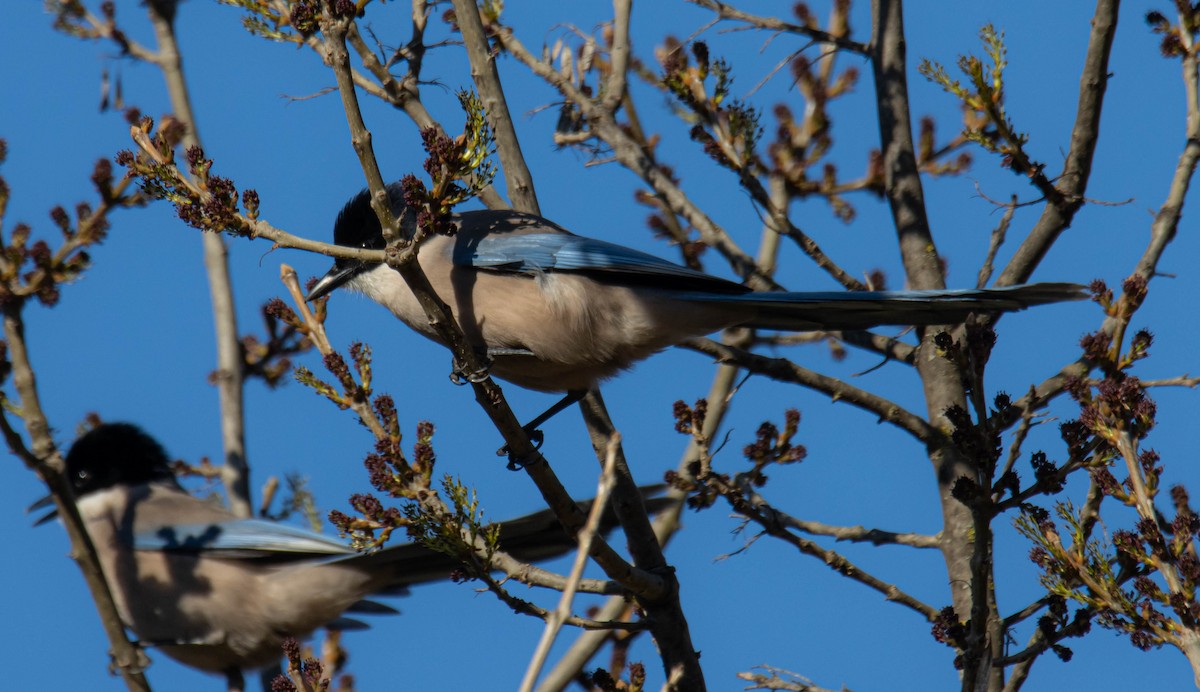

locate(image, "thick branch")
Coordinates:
600 0 632 112
146 1 251 517
320 16 666 601
2 305 151 691
537 347 742 691
996 0 1118 286
450 0 540 213
493 24 781 291
870 0 942 290
578 391 706 691
871 4 989 683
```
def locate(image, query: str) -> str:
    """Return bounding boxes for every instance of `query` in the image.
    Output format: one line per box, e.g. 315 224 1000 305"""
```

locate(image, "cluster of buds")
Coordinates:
270 636 331 692
1015 271 1200 659
117 116 259 237
398 91 497 241
1147 8 1200 59
919 25 1045 180
666 401 806 511
659 39 762 173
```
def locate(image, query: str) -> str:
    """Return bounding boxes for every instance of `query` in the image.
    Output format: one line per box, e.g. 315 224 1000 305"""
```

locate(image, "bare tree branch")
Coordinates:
996 0 1118 286
976 196 1014 288
1 307 151 691
450 0 540 213
318 12 668 603
492 23 781 291
145 1 251 517
739 665 849 692
521 436 621 691
776 513 940 549
537 349 741 691
680 337 938 444
1136 35 1200 280
870 2 1004 687
578 390 706 690
687 0 871 55
601 0 633 112
734 486 940 621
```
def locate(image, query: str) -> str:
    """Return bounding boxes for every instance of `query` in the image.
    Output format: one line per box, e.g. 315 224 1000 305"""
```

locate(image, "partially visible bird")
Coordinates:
35 423 637 681
307 183 1084 426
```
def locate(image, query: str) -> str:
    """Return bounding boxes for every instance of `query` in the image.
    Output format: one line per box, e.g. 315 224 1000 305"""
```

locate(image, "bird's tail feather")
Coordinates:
688 282 1087 331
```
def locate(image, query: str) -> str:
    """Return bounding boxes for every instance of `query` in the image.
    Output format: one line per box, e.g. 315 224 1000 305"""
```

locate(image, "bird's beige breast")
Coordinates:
345 250 745 391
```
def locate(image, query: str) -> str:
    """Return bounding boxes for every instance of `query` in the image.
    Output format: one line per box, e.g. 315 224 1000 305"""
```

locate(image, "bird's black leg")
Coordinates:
521 389 588 438
225 667 245 692
498 389 588 468
256 662 282 691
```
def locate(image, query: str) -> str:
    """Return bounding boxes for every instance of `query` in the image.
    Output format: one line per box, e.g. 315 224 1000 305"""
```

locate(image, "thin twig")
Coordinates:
775 513 940 549
977 196 1015 288
995 388 1041 495
735 485 940 621
686 0 870 55
520 435 621 691
1140 375 1200 388
738 665 848 692
280 265 386 439
680 337 938 444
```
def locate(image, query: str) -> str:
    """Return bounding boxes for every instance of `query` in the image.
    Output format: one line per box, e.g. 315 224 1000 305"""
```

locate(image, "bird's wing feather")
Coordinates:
454 233 746 293
134 518 356 558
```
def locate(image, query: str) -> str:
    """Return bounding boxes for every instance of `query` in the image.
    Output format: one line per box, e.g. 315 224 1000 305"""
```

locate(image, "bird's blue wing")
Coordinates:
134 518 355 558
454 233 745 293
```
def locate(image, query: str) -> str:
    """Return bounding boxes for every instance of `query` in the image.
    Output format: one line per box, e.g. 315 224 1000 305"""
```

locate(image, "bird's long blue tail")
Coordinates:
684 282 1087 331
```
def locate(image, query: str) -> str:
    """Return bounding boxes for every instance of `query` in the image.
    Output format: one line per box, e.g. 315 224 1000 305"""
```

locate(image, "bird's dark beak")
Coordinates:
27 494 59 527
306 260 364 302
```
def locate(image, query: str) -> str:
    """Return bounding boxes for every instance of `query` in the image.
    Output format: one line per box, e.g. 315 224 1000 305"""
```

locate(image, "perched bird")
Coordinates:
307 183 1084 423
35 423 637 681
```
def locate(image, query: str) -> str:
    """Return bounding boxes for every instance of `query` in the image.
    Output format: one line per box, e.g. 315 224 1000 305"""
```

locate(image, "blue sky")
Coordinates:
2 1 1198 690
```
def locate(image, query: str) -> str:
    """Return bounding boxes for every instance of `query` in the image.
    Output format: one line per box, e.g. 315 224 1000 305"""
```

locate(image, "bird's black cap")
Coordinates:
65 423 175 497
306 184 406 302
